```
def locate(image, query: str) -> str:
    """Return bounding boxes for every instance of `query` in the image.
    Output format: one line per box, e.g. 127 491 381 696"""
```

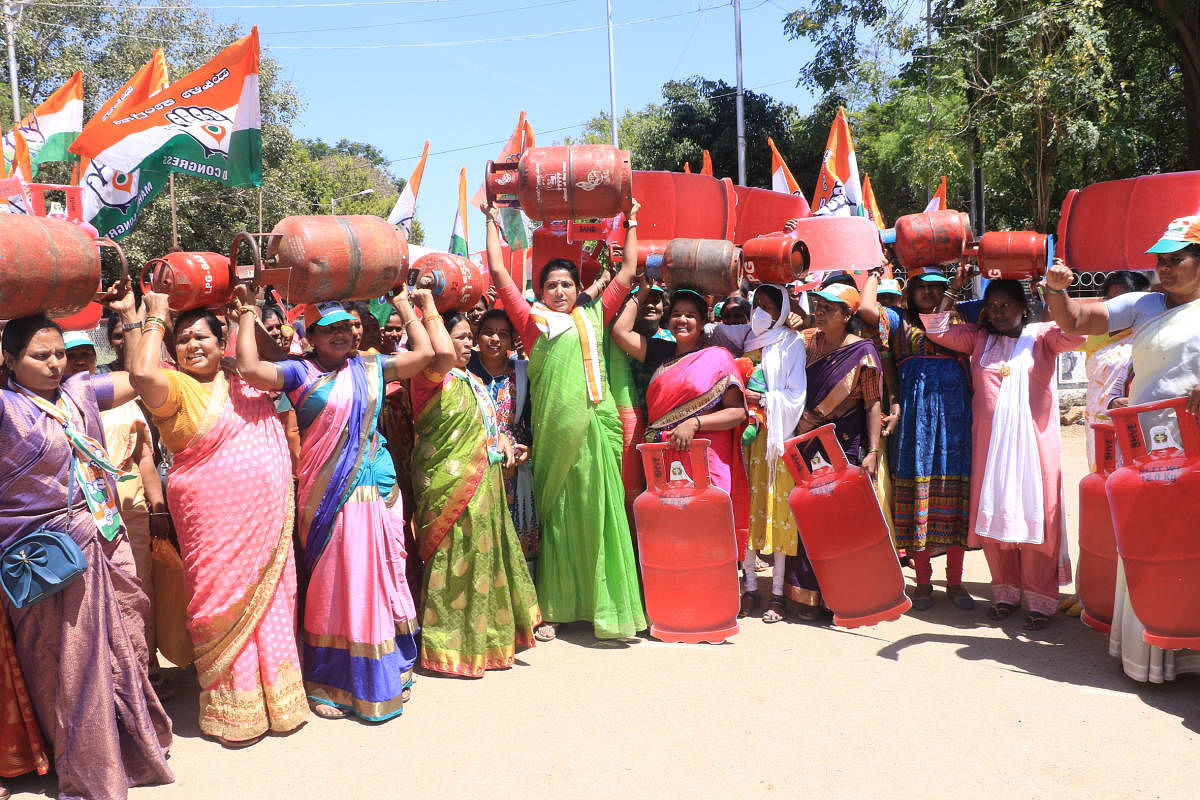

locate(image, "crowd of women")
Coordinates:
0 205 1197 800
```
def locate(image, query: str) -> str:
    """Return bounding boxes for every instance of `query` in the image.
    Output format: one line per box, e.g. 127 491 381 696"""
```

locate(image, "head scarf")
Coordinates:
745 284 808 472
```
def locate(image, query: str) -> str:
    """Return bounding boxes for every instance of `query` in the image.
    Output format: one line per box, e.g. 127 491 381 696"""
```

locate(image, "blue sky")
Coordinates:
207 0 819 248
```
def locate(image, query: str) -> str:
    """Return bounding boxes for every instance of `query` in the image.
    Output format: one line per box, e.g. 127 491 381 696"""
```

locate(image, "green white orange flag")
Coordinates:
4 71 83 175
71 28 261 188
811 107 863 217
449 167 469 257
75 50 171 240
387 139 428 235
862 173 885 230
471 111 534 249
767 136 803 198
923 175 947 212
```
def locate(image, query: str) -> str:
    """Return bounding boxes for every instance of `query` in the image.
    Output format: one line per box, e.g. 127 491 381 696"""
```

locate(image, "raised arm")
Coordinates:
482 203 513 291
97 278 142 408
919 311 981 355
601 198 640 324
129 291 174 409
858 268 884 327
1041 259 1110 335
422 291 457 376
383 288 438 381
232 284 285 391
610 274 652 362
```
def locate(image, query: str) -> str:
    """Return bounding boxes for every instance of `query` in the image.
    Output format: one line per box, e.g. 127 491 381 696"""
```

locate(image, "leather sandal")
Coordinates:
739 591 761 618
762 595 787 623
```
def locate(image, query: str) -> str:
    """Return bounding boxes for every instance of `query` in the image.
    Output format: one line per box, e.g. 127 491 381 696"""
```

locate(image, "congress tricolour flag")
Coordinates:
862 173 885 230
71 28 261 190
75 50 171 240
449 167 469 257
4 71 83 175
767 136 804 198
811 107 863 218
924 175 947 212
472 112 534 250
387 139 429 235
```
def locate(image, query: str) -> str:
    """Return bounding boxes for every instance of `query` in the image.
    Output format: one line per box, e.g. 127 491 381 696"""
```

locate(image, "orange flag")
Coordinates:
9 129 33 184
700 150 713 176
470 111 533 210
683 162 691 173
811 107 862 216
862 173 885 230
767 136 803 197
924 175 947 212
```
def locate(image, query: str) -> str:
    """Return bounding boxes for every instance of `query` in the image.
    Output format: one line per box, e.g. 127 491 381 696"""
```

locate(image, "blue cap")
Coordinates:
62 331 95 350
907 266 950 283
305 301 355 328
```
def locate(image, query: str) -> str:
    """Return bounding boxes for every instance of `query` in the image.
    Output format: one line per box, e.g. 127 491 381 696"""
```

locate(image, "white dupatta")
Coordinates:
975 325 1044 544
746 285 808 475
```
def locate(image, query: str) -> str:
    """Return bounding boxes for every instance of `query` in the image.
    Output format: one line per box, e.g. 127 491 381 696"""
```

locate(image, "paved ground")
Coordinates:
9 425 1198 799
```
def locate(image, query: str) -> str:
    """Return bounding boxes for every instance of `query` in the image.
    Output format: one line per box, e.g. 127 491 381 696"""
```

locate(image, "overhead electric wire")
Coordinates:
33 0 456 9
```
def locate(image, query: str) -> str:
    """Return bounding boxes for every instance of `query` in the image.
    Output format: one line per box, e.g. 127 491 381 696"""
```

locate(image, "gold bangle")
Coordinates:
403 318 421 329
423 315 444 325
236 305 256 316
142 319 166 335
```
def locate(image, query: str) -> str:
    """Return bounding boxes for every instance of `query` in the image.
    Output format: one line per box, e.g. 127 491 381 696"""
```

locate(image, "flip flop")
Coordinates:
762 595 787 623
1022 611 1052 631
986 602 1017 621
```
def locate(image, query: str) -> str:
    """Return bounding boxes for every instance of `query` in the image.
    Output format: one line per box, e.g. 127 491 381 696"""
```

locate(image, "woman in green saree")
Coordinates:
483 201 646 641
411 311 542 676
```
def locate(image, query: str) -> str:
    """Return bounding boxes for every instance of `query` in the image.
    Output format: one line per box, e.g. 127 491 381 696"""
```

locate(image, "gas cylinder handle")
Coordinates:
784 423 850 486
1092 422 1117 476
635 442 669 493
1110 396 1200 462
230 231 263 289
93 237 130 296
688 438 713 489
140 257 167 295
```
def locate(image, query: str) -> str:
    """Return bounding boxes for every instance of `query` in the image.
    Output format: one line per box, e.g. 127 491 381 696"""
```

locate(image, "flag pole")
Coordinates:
605 0 618 147
168 173 179 250
3 0 20 123
733 0 746 186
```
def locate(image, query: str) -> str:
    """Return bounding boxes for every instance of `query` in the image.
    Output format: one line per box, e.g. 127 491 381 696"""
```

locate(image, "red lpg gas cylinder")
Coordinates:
889 210 973 270
633 439 740 644
625 171 738 261
783 425 911 628
789 215 884 274
648 238 742 296
238 215 409 304
741 232 809 284
54 300 103 331
409 251 491 313
1077 423 1119 633
1058 171 1200 272
973 230 1052 280
1107 398 1200 648
0 215 116 318
141 251 233 312
486 145 632 222
730 184 810 245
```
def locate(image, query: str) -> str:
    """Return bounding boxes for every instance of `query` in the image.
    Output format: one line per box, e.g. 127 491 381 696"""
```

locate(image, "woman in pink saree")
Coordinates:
132 292 307 745
236 287 436 721
612 285 749 552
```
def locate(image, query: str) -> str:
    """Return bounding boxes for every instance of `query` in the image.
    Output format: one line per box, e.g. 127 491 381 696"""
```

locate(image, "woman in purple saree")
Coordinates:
784 284 884 619
0 309 173 800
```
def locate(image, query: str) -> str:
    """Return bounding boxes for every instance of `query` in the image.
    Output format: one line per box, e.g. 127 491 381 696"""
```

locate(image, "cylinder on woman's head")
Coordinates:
647 238 742 297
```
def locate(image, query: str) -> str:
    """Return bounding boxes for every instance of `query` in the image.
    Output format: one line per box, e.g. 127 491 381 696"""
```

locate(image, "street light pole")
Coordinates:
733 0 745 186
330 188 374 215
4 0 20 123
605 0 618 147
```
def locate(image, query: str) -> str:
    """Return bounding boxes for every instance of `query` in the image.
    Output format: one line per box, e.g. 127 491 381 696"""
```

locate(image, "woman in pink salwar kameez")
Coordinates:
923 279 1084 629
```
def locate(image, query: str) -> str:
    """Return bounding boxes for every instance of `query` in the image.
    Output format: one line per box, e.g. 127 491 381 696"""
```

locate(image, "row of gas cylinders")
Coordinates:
634 425 910 643
1076 397 1200 649
0 213 492 321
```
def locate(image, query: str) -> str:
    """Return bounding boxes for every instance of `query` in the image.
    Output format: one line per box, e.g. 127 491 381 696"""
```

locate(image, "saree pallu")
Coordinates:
890 354 972 552
645 346 750 558
291 355 418 720
530 303 647 638
166 373 307 742
0 611 48 779
381 380 424 595
0 377 173 800
785 338 881 605
412 372 541 677
1081 332 1132 469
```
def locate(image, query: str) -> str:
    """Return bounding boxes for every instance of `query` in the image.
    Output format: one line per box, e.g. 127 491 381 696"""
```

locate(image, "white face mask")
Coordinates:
750 306 773 334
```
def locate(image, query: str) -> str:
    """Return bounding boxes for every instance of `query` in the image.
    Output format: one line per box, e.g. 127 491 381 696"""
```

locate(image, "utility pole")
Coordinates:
605 0 618 147
4 0 20 123
733 0 746 185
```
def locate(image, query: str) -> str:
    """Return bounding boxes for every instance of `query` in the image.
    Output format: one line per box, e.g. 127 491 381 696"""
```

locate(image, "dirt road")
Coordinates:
10 425 1198 799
